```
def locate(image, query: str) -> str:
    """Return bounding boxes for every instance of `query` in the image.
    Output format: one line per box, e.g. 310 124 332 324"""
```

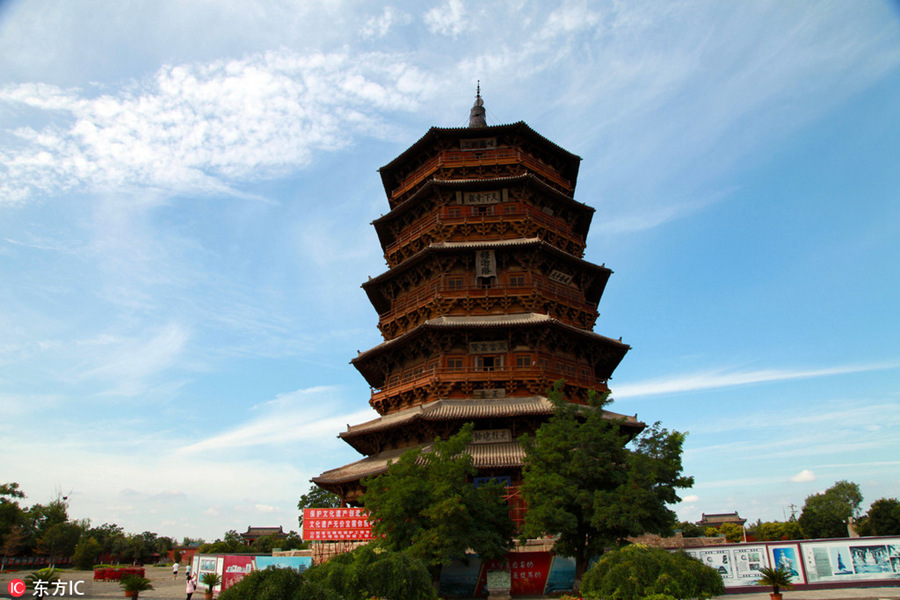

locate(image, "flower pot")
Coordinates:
770 593 783 600
204 593 213 600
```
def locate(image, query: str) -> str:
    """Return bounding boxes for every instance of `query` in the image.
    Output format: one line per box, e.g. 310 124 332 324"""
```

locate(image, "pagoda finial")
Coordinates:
468 80 486 128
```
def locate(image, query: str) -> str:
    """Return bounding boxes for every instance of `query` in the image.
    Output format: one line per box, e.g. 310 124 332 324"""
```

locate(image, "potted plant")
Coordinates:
25 567 59 599
756 565 794 600
200 572 222 599
119 574 154 599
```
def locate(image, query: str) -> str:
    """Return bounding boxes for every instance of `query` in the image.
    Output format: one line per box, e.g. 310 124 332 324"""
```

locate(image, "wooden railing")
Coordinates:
377 276 595 324
391 149 573 200
383 203 584 260
371 365 607 401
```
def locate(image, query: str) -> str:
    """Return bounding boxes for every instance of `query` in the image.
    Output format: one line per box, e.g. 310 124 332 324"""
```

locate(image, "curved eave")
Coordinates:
378 122 582 198
351 313 629 388
362 238 611 314
313 440 527 486
371 174 595 248
339 395 644 453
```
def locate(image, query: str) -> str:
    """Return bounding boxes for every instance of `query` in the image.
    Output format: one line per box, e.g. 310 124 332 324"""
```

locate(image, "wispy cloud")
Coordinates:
424 0 467 38
615 361 900 399
0 49 436 205
177 386 377 454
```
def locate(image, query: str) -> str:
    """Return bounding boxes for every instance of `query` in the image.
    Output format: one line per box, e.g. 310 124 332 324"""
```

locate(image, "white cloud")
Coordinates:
177 386 378 454
791 469 816 483
615 361 900 399
682 494 700 503
424 0 467 38
361 7 411 39
0 49 437 205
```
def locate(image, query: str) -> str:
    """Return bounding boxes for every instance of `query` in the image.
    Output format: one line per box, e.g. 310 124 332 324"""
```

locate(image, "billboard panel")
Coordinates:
302 507 374 541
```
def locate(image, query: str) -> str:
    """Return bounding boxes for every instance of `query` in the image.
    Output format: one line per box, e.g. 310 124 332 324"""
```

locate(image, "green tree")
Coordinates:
757 520 804 541
362 423 514 584
799 480 863 539
520 384 692 588
718 522 744 543
0 483 27 559
856 498 900 536
199 529 246 554
38 521 84 562
676 521 703 538
306 545 436 600
72 536 102 569
297 485 341 528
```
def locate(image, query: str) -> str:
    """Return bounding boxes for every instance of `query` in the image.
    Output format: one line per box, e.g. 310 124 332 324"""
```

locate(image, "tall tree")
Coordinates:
362 423 514 584
856 498 900 537
798 480 863 539
297 484 341 528
0 483 26 555
520 384 693 589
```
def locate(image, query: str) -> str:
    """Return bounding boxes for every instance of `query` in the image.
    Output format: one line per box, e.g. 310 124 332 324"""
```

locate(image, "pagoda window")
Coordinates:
446 356 465 371
447 276 464 290
478 276 495 289
475 355 504 372
472 205 494 217
509 273 526 288
515 354 532 370
447 206 461 218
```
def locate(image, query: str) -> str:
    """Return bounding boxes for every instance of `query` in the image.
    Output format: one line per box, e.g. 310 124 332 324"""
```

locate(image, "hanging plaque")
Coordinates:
548 270 573 285
460 137 497 150
476 250 497 278
471 429 512 443
468 340 508 354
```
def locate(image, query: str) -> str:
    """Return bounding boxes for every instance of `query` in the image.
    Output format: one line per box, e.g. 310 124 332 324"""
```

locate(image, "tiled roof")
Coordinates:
312 440 527 485
341 396 556 438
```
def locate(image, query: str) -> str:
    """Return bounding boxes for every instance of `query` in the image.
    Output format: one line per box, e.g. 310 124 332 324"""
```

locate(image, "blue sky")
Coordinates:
1 0 898 542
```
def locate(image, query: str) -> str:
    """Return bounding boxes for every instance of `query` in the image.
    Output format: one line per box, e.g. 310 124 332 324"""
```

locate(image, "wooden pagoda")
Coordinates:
313 88 643 506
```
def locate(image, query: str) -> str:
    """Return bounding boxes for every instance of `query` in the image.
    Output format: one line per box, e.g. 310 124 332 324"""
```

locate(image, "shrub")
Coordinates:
306 545 436 600
581 545 725 600
217 566 338 600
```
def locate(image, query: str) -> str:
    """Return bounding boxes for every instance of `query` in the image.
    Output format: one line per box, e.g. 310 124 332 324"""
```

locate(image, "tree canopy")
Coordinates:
520 383 693 587
361 423 514 582
856 497 900 537
798 480 863 539
297 484 342 528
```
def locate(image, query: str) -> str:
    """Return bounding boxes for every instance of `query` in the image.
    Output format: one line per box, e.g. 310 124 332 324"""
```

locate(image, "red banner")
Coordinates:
302 508 374 541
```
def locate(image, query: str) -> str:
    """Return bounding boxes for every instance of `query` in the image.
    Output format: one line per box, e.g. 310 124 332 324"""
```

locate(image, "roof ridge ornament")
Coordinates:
468 80 487 128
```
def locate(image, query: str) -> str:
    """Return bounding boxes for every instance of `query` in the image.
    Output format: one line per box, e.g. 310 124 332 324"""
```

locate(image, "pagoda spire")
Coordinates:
468 81 487 128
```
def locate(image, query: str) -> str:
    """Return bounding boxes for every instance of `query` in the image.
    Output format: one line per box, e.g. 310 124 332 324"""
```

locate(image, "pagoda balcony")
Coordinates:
370 364 609 409
391 148 573 202
383 203 586 264
377 276 597 327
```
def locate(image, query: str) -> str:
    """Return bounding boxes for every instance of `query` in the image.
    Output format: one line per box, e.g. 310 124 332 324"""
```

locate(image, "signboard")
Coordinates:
684 546 768 586
801 539 900 583
476 250 497 278
548 270 573 285
471 429 512 444
460 137 497 150
469 340 507 354
222 555 254 591
302 508 374 541
457 189 508 205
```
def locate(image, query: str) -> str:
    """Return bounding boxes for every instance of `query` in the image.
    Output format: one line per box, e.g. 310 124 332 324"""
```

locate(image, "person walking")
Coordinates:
185 575 197 600
173 561 179 579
